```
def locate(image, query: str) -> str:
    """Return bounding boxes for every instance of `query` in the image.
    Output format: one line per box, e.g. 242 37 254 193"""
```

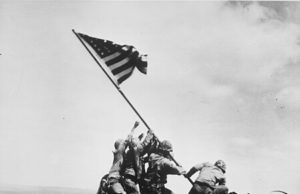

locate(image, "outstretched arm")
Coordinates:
163 158 186 175
126 121 140 142
138 128 155 154
185 163 206 178
118 121 140 152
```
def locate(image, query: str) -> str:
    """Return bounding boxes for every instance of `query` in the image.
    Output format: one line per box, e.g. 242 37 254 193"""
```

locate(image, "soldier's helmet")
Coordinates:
159 140 173 152
215 160 226 173
114 139 124 150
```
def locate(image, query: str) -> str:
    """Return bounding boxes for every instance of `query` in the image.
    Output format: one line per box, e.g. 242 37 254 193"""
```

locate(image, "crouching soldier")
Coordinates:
185 160 228 194
142 140 186 194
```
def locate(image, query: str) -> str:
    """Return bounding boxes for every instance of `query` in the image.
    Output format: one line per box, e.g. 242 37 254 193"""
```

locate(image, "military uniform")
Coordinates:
186 161 228 194
122 130 155 194
97 174 109 194
143 152 185 194
107 136 132 194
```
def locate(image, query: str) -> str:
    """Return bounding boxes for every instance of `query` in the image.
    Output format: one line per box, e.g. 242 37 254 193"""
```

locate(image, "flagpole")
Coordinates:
72 29 152 129
72 29 193 185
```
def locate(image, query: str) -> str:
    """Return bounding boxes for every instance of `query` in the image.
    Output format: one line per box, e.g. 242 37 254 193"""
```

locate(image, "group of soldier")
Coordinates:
97 121 229 194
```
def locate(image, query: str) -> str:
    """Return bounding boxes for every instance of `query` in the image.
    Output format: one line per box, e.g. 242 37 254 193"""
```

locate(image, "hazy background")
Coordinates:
1 1 300 194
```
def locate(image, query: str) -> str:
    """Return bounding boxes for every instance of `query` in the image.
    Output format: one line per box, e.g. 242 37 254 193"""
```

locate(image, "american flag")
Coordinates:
78 33 147 85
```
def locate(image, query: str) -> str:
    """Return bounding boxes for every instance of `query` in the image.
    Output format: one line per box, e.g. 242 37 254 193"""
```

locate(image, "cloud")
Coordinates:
193 2 300 114
226 1 300 23
276 86 300 110
259 1 300 23
150 2 300 145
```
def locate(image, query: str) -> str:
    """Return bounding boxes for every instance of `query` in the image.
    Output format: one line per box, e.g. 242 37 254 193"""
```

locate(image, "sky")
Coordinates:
1 1 300 194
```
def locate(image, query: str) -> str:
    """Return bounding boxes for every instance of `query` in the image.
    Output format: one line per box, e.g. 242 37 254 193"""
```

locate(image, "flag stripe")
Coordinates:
109 57 130 71
111 58 135 75
105 49 132 66
117 74 131 85
136 56 147 74
116 67 134 84
111 52 138 75
116 66 134 79
103 52 121 62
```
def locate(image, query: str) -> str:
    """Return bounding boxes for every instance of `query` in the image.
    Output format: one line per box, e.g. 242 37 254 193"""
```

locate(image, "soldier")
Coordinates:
122 129 155 194
142 140 186 194
106 122 139 194
185 160 228 194
97 174 109 194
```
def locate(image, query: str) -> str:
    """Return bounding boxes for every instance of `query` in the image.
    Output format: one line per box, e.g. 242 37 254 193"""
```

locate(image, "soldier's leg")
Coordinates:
123 177 140 194
189 184 200 194
203 186 213 194
97 174 109 194
189 183 210 194
108 181 126 194
143 184 163 194
162 187 174 194
213 185 228 194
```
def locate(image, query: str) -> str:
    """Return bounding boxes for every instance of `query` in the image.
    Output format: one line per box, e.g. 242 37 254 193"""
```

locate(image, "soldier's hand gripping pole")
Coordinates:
151 134 194 185
169 151 194 185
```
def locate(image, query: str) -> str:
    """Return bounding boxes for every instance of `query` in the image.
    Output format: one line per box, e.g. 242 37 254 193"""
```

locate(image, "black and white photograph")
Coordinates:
0 1 299 194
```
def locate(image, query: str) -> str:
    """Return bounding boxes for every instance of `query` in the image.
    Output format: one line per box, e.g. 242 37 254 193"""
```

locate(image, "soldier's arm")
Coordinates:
117 139 128 153
185 163 207 178
163 158 186 175
218 178 226 185
217 174 226 185
139 129 155 154
120 133 133 151
124 121 139 146
118 123 137 152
